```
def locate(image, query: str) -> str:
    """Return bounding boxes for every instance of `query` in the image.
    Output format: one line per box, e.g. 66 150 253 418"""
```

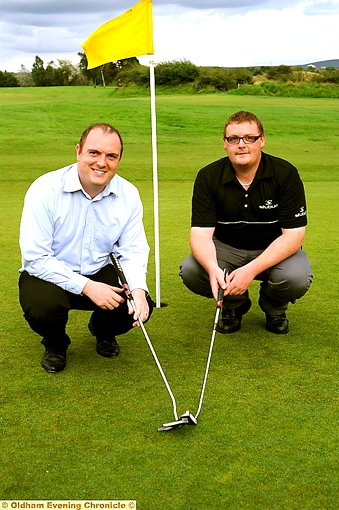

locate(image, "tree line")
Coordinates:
1 53 339 92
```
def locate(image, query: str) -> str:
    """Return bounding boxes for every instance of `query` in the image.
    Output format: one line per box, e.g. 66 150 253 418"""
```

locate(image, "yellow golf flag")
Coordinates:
82 0 154 69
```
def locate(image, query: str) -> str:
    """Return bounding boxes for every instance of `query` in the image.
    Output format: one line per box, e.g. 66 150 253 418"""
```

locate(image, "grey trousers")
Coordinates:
179 239 313 315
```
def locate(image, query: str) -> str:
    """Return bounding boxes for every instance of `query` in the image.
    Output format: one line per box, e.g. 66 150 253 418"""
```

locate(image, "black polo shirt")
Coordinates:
191 152 307 250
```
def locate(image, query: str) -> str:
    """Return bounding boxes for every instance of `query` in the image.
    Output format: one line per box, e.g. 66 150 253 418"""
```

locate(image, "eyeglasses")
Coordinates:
224 135 262 144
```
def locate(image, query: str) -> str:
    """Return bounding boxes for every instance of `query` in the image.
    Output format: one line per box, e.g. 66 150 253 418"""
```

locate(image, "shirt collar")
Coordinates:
63 164 82 192
222 152 273 185
63 164 119 198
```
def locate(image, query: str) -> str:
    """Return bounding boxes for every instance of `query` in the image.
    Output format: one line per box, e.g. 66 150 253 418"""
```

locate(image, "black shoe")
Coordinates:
42 349 66 373
217 299 252 334
265 313 289 334
96 338 120 358
88 317 120 358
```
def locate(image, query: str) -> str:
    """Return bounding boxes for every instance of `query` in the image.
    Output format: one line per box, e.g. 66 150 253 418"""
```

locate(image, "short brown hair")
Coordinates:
78 123 124 159
223 111 264 139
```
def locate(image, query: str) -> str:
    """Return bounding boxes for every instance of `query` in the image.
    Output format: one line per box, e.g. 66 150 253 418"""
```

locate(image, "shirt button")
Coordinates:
244 204 248 208
245 194 248 197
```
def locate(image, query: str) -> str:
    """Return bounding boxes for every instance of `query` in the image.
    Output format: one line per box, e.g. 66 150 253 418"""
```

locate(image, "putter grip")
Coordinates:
217 286 224 308
217 269 227 306
109 253 128 286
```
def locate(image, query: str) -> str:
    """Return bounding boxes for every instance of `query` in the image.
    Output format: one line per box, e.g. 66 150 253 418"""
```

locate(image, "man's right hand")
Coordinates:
209 266 227 301
82 280 125 309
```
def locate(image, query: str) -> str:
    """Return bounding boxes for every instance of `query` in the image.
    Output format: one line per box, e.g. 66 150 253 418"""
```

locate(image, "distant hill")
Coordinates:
301 59 339 69
221 59 339 70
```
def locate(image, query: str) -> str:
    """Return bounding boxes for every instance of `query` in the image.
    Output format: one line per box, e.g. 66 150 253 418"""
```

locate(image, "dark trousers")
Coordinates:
179 240 313 315
19 265 154 350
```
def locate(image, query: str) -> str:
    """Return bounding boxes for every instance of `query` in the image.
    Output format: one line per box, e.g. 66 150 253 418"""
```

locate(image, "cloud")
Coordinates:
304 0 339 14
0 0 311 24
4 26 80 53
1 0 119 16
0 0 339 72
152 1 339 67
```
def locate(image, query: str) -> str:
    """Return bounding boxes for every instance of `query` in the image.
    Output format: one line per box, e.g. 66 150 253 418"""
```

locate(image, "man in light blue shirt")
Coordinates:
19 123 154 373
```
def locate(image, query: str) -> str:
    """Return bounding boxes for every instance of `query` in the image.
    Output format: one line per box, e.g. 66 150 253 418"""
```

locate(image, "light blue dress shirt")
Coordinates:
19 164 150 294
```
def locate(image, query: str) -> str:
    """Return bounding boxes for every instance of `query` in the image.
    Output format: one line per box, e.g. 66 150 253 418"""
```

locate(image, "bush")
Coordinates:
231 67 254 85
266 65 294 82
155 60 199 85
229 81 339 98
117 65 150 86
322 70 339 84
0 70 19 87
194 68 237 92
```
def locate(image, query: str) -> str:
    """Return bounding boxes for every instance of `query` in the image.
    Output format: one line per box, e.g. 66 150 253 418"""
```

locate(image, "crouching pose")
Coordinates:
180 111 312 334
19 123 153 372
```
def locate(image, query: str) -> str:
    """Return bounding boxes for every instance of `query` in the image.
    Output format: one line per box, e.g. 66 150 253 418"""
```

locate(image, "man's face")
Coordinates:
76 128 122 198
223 121 266 170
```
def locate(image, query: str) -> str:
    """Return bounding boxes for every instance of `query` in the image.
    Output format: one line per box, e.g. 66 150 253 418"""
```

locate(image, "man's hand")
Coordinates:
224 266 256 296
128 288 150 327
190 227 227 301
209 266 228 301
82 280 124 309
223 227 306 296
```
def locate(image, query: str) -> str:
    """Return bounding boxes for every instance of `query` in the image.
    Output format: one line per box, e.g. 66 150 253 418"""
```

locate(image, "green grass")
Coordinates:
0 88 338 509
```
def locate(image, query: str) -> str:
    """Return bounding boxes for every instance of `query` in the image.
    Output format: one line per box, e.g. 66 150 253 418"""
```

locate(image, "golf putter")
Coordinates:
194 270 227 420
109 252 180 424
158 270 227 432
157 410 198 432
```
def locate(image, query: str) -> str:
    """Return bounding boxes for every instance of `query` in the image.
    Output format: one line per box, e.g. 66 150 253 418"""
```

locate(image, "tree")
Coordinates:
56 59 82 85
30 57 85 86
321 69 339 84
45 61 57 86
78 52 141 86
266 65 294 82
231 67 253 85
0 70 19 87
31 56 46 86
116 57 140 69
16 65 33 87
78 51 102 86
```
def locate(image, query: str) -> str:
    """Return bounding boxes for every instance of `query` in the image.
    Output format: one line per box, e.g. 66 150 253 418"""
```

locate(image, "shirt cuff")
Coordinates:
65 274 90 295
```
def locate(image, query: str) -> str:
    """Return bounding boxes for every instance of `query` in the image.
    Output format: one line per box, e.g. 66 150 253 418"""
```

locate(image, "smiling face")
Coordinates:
223 121 266 172
76 127 122 198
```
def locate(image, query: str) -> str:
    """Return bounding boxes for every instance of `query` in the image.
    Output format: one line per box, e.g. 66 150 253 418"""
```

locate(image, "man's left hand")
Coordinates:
128 288 149 327
225 266 256 295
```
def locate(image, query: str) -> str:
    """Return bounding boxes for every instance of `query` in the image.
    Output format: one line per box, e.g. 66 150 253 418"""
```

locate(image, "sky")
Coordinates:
0 0 338 72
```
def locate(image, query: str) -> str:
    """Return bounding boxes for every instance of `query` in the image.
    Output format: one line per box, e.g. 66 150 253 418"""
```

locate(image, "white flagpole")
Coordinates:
149 60 161 308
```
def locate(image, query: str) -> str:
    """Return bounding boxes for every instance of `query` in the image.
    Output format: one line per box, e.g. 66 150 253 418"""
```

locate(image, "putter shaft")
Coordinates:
194 270 227 420
109 252 179 421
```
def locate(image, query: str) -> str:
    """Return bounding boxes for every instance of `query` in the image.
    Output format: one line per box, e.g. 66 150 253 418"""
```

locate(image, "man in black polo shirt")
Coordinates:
180 110 313 334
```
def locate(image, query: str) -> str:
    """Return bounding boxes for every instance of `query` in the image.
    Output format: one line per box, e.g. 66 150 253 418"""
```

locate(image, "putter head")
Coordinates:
180 410 198 425
158 410 197 432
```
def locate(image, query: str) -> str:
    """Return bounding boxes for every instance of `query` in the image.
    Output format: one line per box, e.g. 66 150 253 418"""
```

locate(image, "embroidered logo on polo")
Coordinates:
295 206 306 218
259 200 278 210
